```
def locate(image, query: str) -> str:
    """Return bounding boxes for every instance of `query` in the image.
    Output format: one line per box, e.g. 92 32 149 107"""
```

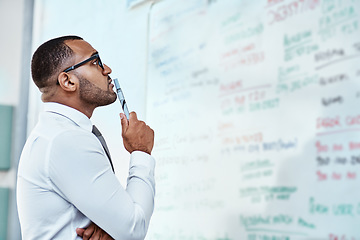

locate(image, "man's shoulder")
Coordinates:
35 110 90 139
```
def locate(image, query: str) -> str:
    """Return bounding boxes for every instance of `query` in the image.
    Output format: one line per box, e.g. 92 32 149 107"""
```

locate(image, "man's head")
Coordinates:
31 36 117 117
31 35 82 89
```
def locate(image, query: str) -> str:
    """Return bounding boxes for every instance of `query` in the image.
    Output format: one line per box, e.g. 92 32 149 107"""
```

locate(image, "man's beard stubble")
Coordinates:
77 74 117 107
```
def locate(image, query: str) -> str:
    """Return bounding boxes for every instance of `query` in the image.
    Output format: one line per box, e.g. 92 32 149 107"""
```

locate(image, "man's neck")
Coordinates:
44 98 95 119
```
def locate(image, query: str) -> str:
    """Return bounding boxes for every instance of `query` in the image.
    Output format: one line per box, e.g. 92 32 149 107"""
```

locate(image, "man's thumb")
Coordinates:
120 113 129 135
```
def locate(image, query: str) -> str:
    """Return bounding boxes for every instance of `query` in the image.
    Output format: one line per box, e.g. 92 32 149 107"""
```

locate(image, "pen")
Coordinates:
113 78 130 120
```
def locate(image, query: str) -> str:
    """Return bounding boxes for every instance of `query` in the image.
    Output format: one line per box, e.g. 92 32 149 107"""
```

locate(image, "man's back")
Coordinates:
17 103 95 239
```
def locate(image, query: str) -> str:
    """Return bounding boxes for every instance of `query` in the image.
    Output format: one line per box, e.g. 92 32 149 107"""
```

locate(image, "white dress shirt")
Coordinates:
17 102 155 240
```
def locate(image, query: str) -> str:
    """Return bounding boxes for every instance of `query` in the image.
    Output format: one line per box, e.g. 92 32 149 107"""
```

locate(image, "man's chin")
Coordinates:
108 94 117 105
96 95 117 107
110 95 117 104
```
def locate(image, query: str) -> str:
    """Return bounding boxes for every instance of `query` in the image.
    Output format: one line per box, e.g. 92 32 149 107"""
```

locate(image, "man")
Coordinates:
17 36 155 240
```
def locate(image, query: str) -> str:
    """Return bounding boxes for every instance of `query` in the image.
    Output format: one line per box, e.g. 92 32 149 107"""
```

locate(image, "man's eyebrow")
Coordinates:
90 51 99 57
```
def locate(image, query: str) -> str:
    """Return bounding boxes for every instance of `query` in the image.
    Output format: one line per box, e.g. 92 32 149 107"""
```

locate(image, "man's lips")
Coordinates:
108 77 115 89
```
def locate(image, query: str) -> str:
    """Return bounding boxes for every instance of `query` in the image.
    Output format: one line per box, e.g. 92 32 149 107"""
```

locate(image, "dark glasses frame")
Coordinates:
63 53 104 73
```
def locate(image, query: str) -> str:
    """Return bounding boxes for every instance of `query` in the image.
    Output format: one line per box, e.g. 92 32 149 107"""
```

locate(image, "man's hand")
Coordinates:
120 112 155 155
76 222 113 240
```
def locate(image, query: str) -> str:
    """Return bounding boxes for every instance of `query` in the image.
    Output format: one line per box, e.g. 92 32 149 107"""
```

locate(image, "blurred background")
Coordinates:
0 0 152 239
2 0 360 239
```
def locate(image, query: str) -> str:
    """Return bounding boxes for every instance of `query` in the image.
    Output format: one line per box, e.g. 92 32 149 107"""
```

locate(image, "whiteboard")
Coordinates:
145 0 360 239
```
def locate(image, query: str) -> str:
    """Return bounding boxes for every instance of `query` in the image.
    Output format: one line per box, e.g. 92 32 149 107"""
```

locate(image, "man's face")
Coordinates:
65 40 117 107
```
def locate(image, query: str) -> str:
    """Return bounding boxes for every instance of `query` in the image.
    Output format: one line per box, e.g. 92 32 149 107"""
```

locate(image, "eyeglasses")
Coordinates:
63 53 104 73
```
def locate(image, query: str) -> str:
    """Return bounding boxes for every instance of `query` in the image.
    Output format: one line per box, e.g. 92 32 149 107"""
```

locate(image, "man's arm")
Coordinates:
76 112 155 240
48 111 155 240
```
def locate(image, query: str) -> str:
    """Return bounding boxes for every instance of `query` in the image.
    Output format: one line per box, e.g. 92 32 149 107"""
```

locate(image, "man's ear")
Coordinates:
57 72 78 92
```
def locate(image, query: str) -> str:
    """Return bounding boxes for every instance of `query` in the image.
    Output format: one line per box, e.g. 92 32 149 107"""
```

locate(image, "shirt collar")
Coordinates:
43 102 93 132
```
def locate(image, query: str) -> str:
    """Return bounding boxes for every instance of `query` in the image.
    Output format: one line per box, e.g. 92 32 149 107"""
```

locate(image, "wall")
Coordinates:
0 0 24 184
0 0 29 239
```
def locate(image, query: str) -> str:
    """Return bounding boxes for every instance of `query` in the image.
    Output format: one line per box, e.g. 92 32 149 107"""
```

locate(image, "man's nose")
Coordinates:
103 64 112 75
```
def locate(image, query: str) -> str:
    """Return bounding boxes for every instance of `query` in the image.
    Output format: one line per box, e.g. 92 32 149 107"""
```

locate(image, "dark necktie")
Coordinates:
92 125 115 173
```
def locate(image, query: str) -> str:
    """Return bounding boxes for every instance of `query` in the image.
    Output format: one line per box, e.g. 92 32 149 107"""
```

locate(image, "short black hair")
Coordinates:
31 35 83 89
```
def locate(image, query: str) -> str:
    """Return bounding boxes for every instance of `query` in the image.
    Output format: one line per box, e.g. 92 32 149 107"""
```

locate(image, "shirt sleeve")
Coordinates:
47 130 155 240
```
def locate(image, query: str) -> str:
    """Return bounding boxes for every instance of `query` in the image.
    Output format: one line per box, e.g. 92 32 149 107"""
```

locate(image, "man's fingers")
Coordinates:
129 111 138 122
120 111 154 154
105 235 114 240
76 228 85 237
76 222 114 240
82 224 95 240
90 230 100 240
121 111 138 135
120 113 129 135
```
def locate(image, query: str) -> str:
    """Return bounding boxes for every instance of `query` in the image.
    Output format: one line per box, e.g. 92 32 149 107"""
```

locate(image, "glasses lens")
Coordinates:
98 57 104 70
